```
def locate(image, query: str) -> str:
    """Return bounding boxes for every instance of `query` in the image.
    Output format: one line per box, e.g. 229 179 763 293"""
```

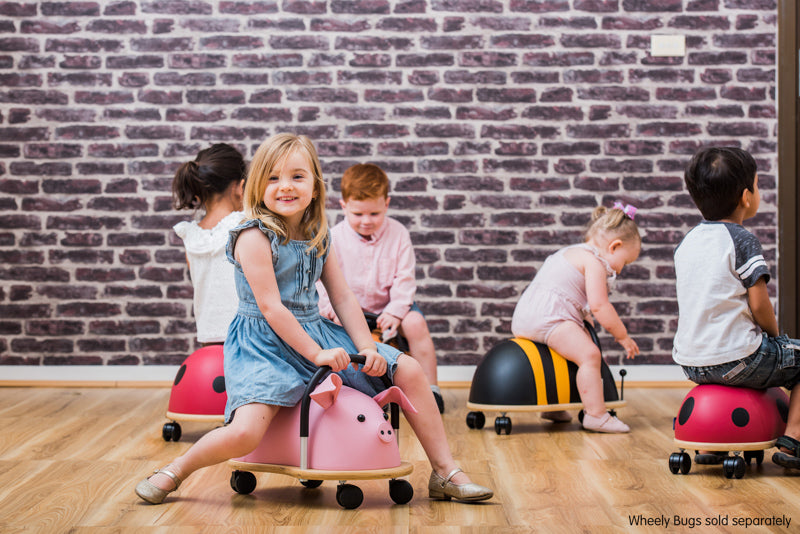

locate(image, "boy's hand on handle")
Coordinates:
617 336 639 359
314 348 351 372
376 312 401 341
358 348 387 377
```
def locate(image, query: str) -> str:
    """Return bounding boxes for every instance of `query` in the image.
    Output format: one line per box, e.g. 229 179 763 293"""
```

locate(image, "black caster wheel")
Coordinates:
230 470 257 494
300 479 323 489
744 450 764 465
723 456 746 479
162 422 182 442
336 483 364 509
668 452 691 475
494 416 512 435
388 478 414 505
466 411 485 430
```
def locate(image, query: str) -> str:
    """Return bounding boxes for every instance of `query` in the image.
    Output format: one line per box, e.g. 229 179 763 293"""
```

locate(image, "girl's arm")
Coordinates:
235 227 350 372
584 254 639 358
320 248 387 377
747 278 779 337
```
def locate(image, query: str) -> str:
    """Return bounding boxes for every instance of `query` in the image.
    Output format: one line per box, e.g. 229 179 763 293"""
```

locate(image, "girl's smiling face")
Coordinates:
263 149 316 229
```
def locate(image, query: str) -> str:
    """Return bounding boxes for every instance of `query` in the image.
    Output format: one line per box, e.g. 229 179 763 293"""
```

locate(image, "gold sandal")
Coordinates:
428 468 493 502
135 467 182 504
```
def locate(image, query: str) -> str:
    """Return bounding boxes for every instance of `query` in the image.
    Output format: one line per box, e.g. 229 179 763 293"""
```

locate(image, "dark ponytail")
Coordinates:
171 143 246 211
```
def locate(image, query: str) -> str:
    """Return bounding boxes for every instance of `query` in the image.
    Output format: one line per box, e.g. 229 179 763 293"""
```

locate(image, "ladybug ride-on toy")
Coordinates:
466 321 626 435
227 354 415 509
668 384 789 479
162 345 227 442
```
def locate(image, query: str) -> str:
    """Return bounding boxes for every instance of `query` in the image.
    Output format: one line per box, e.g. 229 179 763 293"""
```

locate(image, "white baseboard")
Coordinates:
0 364 690 385
0 365 180 383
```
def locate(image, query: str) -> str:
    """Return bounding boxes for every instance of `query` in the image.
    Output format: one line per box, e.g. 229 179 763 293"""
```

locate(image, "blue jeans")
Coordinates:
682 334 800 390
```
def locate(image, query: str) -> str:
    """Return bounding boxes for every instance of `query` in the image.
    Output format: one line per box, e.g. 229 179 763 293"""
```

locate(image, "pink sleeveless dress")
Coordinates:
511 244 616 344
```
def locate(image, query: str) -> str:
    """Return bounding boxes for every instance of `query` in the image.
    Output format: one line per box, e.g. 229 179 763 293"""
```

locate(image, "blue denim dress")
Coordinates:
222 218 401 423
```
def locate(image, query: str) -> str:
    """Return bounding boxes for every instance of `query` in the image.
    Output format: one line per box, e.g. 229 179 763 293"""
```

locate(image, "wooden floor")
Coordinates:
1 385 799 533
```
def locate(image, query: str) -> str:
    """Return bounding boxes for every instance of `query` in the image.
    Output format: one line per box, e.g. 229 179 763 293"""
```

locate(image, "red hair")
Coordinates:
340 163 389 201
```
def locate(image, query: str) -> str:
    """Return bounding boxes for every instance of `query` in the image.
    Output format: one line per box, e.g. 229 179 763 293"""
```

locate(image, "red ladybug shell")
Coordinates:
167 345 227 416
674 384 788 444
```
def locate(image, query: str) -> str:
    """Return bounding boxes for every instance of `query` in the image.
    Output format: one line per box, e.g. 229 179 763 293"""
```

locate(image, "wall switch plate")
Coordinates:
651 34 686 57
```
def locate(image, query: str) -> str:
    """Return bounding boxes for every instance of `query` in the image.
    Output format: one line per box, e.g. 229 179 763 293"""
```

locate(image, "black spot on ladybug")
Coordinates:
357 414 365 422
212 375 225 393
678 396 694 425
174 364 186 386
775 396 789 423
731 407 750 427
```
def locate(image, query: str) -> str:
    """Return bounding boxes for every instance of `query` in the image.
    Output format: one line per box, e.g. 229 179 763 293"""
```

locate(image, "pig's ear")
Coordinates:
373 386 417 414
310 373 342 410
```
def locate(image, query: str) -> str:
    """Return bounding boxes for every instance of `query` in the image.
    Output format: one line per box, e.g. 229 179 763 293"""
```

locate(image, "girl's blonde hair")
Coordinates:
585 206 641 245
243 133 328 255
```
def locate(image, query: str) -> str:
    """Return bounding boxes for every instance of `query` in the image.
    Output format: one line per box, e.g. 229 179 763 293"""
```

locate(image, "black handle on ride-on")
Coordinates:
583 320 602 351
584 320 627 400
300 354 396 439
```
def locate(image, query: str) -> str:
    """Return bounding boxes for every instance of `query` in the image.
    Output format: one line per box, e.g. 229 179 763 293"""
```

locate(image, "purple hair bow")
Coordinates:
613 201 637 220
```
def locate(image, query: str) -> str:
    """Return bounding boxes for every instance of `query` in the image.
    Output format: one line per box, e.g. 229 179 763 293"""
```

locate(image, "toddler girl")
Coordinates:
172 143 246 344
136 134 492 504
511 204 641 433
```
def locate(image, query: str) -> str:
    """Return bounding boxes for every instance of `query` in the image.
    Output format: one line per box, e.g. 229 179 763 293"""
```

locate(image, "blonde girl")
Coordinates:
511 205 641 433
136 134 493 504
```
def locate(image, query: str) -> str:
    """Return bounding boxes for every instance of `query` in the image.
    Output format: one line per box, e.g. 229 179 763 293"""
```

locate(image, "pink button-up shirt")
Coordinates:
317 217 416 321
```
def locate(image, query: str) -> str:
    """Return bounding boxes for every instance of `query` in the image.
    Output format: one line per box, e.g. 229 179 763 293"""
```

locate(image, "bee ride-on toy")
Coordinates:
162 344 226 442
668 384 789 479
228 354 414 509
466 321 626 435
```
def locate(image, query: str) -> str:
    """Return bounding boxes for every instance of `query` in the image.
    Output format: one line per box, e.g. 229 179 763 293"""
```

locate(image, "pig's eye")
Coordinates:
383 412 389 421
357 414 365 422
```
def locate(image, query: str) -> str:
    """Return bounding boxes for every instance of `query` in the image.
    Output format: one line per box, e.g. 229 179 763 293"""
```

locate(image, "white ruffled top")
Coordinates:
173 211 243 343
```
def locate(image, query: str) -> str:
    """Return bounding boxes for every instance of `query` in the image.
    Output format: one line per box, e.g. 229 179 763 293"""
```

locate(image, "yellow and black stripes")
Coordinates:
512 338 581 406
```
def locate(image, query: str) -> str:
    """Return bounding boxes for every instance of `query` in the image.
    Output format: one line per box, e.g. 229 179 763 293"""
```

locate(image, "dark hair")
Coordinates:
684 146 757 221
172 143 246 211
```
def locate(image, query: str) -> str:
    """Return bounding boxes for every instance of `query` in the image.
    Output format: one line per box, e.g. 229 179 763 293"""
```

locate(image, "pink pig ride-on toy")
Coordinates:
228 354 416 509
669 384 789 479
162 345 227 442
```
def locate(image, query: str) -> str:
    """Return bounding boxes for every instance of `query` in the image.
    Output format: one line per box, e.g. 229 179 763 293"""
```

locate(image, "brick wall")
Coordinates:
0 0 778 368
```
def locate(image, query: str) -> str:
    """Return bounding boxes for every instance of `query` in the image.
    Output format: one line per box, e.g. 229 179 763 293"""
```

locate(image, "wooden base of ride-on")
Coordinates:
228 461 414 509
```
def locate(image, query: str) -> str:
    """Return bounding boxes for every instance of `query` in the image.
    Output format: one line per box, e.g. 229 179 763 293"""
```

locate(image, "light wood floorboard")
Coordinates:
0 386 799 532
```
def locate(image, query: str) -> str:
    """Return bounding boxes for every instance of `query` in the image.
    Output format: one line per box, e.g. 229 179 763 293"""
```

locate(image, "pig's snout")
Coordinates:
378 421 394 443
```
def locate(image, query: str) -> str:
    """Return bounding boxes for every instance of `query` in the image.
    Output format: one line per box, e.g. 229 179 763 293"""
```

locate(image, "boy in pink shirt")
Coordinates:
317 163 443 412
